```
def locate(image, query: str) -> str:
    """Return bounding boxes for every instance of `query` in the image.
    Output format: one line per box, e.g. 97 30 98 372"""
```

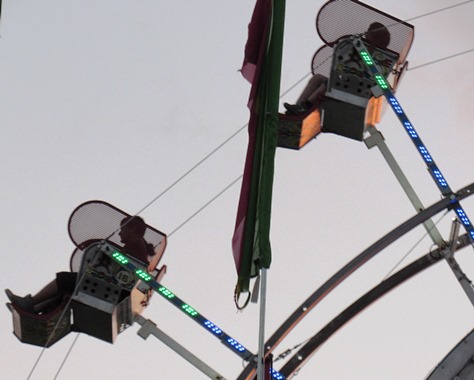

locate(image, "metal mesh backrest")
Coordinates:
68 200 167 272
311 45 334 77
316 0 414 64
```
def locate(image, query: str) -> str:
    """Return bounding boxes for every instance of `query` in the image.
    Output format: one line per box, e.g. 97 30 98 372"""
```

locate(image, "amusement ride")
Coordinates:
4 1 474 379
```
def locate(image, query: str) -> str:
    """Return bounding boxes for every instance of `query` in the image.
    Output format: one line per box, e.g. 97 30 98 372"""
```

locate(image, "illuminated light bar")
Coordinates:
112 251 129 264
388 97 403 113
404 121 418 138
356 40 474 246
102 245 255 361
204 321 223 335
182 304 198 317
227 338 246 352
455 208 471 227
135 269 152 282
433 170 448 188
418 145 433 163
360 51 374 66
158 286 176 299
271 369 285 380
374 74 389 89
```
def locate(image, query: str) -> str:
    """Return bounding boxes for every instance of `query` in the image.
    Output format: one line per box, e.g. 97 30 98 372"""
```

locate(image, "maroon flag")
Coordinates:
240 0 272 107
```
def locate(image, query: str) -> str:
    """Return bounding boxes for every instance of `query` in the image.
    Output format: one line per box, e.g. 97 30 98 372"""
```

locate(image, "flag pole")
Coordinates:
235 0 285 373
255 0 285 377
257 268 268 379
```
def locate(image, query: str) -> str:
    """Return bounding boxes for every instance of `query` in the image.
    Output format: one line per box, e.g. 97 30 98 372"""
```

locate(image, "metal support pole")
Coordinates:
364 125 444 246
257 269 268 380
135 315 226 380
366 127 474 306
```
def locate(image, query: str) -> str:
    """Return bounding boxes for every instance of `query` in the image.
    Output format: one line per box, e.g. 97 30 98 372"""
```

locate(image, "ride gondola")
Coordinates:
8 200 167 347
277 0 414 149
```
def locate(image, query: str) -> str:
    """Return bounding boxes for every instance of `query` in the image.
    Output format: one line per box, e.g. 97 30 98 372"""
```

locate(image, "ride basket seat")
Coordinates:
9 200 167 348
68 200 167 344
277 104 322 149
277 0 414 150
9 297 72 348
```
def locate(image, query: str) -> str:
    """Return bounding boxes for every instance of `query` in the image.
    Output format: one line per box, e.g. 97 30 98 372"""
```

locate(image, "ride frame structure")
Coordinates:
354 36 474 299
237 4 474 373
104 23 474 380
99 41 474 377
264 38 474 379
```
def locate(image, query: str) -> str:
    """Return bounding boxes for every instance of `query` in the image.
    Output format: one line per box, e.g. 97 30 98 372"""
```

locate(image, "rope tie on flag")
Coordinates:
234 285 251 310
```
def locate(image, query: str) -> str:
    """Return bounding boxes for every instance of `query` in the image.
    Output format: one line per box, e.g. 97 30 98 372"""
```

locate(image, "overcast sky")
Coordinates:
1 1 473 379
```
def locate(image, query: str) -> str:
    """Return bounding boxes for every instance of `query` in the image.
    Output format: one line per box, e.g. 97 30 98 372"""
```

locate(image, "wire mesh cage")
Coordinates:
68 200 167 272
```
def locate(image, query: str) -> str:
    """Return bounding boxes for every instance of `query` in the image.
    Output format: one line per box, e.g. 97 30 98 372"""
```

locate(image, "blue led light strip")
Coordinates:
272 368 285 380
354 39 474 245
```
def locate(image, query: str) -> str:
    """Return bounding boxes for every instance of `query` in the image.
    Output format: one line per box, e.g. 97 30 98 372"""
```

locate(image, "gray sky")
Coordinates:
1 1 473 379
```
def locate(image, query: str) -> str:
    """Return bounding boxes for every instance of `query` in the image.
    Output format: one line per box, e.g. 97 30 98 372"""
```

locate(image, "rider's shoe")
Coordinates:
5 289 34 312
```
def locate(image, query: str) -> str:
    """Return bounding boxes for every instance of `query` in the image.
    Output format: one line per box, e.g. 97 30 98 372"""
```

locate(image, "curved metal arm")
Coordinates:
237 182 474 380
279 233 472 378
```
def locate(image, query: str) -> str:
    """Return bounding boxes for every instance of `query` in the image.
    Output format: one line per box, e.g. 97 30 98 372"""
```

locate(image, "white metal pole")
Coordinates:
257 268 268 379
135 315 226 380
364 125 444 245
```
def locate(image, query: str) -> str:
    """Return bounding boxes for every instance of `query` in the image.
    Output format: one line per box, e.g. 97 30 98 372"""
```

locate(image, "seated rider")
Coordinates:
5 216 155 314
283 22 391 115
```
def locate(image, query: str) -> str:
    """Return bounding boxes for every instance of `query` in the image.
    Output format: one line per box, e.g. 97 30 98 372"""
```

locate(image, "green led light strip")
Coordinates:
374 74 389 89
158 286 176 299
112 251 129 264
135 269 152 282
360 51 374 66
